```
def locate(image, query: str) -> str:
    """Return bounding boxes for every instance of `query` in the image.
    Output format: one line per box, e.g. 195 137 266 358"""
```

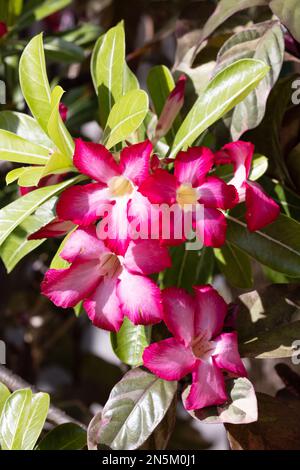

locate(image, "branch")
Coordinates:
0 365 87 430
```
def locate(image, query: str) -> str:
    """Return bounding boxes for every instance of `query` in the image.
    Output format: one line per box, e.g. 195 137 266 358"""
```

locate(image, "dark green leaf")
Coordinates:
36 423 87 450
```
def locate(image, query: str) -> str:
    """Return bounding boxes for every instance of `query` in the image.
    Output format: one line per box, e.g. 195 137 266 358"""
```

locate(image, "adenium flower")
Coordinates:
29 217 75 240
215 141 280 231
42 226 171 331
143 285 247 410
56 139 154 255
139 147 238 247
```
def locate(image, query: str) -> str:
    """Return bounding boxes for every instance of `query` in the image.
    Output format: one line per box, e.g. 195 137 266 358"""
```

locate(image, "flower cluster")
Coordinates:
39 137 279 410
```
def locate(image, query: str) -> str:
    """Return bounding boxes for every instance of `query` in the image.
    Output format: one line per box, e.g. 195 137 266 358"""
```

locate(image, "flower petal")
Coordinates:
83 277 123 332
195 207 227 247
60 226 108 263
139 169 177 204
42 260 100 308
174 147 214 187
197 176 238 209
193 285 227 339
124 240 171 275
56 183 110 226
143 337 196 381
184 358 227 410
245 181 280 231
28 218 75 240
162 287 195 347
98 196 130 255
117 269 163 325
73 139 120 183
213 332 247 376
215 141 254 190
119 140 152 186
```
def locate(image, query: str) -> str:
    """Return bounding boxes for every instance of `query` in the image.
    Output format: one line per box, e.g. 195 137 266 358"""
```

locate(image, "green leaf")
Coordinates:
214 242 253 289
91 22 126 127
103 90 148 149
97 368 177 450
111 318 151 367
147 65 180 144
226 212 300 277
0 197 57 273
270 0 300 43
19 33 52 134
16 0 72 31
161 245 214 291
235 284 300 358
17 166 44 187
169 59 269 157
47 86 74 161
123 63 139 94
0 176 81 248
44 37 85 64
0 111 53 148
215 21 284 139
36 423 86 450
0 384 10 416
0 389 49 450
183 378 257 424
0 129 50 165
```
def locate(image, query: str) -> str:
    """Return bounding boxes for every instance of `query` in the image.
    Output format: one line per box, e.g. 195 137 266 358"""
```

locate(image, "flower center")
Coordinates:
99 253 122 278
108 175 134 197
176 183 198 208
191 331 216 361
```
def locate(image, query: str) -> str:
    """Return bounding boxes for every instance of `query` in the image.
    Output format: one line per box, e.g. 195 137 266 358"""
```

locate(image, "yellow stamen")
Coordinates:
108 175 134 197
176 183 198 208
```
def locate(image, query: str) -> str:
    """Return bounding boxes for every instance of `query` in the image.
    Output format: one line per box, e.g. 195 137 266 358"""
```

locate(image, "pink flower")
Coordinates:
143 285 247 410
42 226 171 331
29 217 75 240
155 74 186 140
0 22 7 38
56 139 154 255
215 141 280 231
139 147 238 247
59 103 68 122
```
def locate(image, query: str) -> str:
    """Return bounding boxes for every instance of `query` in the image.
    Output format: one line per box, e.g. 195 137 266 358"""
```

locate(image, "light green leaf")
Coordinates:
183 377 257 424
0 111 53 148
270 0 300 43
227 213 300 277
0 384 10 416
6 167 27 185
0 197 57 273
111 318 151 367
91 22 125 127
0 129 49 165
215 21 284 139
0 176 81 248
170 59 269 157
214 242 253 289
123 63 139 94
47 86 74 161
17 166 45 187
19 33 52 133
36 423 87 450
97 368 177 450
44 37 85 64
103 90 148 149
21 392 49 450
0 388 32 450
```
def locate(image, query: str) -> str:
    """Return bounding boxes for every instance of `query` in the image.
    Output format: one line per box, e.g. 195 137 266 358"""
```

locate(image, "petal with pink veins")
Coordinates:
215 141 254 190
139 169 177 205
184 357 227 410
60 226 108 263
193 285 227 339
197 176 238 209
195 207 227 247
119 140 152 186
162 287 195 347
98 196 130 255
56 183 111 226
127 190 154 240
73 139 120 183
143 337 196 381
117 269 163 325
213 332 247 377
83 277 123 332
28 218 75 240
245 181 280 231
42 260 101 308
174 147 214 187
124 240 171 275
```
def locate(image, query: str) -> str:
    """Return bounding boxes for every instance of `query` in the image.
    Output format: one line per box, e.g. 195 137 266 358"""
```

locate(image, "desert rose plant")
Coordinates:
0 0 300 452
